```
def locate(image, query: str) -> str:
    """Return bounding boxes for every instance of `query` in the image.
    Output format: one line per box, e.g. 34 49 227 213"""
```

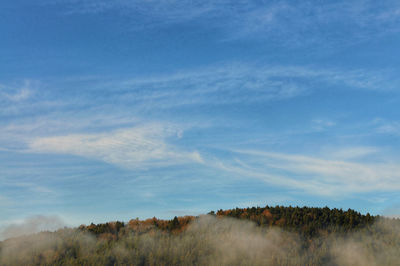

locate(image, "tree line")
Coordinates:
1 205 399 266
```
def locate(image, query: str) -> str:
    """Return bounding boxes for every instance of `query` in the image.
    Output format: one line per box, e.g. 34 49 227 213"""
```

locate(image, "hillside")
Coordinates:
1 206 399 266
82 205 377 238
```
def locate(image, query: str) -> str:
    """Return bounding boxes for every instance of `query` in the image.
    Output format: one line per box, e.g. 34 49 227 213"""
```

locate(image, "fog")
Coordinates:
1 215 399 265
0 215 64 241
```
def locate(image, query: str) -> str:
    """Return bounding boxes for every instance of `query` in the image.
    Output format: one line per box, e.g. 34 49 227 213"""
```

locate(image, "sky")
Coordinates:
1 0 400 232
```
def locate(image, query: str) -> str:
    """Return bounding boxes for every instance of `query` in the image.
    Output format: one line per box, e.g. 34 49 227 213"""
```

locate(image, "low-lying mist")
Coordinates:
0 215 64 241
1 214 400 266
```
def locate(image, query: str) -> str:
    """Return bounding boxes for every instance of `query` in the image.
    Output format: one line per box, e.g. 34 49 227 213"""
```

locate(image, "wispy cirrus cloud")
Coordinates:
56 64 397 111
0 63 396 153
311 119 336 131
375 120 400 135
28 123 202 169
327 146 378 160
46 0 400 45
210 148 400 196
0 80 33 103
1 64 395 120
0 63 398 197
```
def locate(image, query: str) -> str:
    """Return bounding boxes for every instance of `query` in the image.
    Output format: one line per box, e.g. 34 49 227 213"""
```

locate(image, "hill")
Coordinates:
1 205 399 265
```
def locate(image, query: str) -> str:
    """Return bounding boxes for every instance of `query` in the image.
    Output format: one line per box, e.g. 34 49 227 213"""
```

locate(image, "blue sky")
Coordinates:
2 0 400 231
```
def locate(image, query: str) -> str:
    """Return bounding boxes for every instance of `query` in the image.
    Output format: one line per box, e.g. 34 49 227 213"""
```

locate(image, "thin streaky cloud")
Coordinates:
0 64 396 152
311 119 336 131
52 64 398 108
8 182 56 195
210 148 400 196
45 0 400 45
0 80 33 102
28 123 203 169
2 0 400 230
327 147 379 160
2 63 393 123
375 120 400 135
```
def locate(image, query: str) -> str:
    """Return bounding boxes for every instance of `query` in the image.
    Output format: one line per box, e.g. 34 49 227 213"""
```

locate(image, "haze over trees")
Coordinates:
1 205 399 266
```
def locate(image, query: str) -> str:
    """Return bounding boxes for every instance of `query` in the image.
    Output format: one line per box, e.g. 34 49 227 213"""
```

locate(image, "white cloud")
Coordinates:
97 64 394 111
10 182 56 194
0 64 393 123
4 89 31 102
211 149 400 196
28 123 203 169
0 64 396 158
50 0 400 45
376 121 400 135
311 119 336 131
0 80 32 102
328 146 378 160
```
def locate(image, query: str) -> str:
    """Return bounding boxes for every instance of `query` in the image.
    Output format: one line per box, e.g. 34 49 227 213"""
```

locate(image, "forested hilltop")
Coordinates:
84 205 376 237
1 206 399 266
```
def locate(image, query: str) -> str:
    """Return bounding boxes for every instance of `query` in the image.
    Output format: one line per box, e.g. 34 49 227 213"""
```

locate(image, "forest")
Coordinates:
1 205 399 265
